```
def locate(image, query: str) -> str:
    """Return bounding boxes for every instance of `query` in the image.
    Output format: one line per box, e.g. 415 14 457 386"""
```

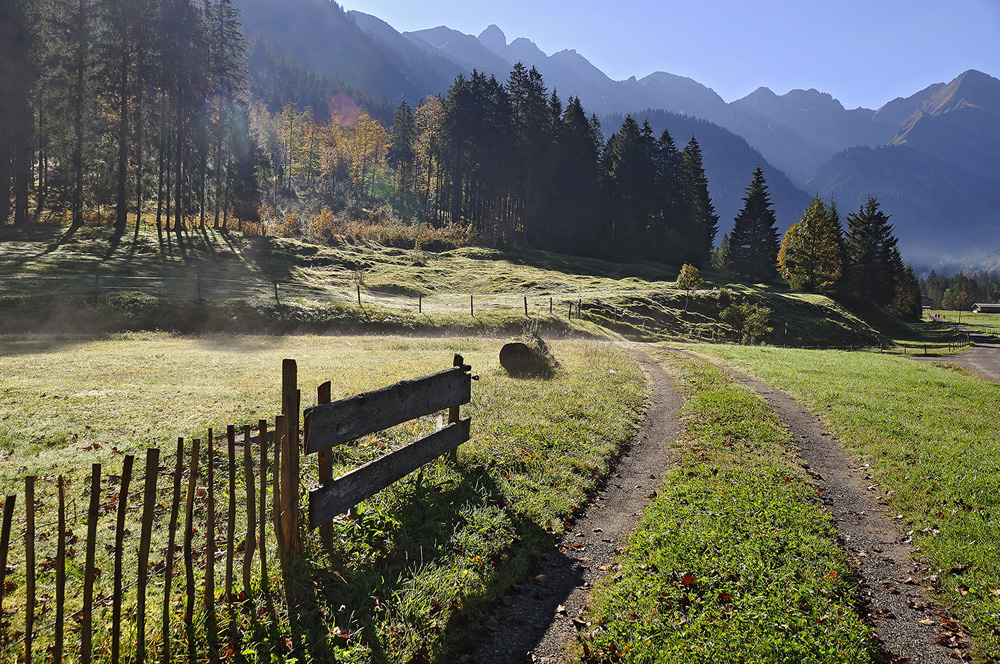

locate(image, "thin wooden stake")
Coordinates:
81 465 100 664
524 296 528 316
206 430 218 658
54 477 65 664
274 281 280 306
418 293 422 314
470 294 474 317
549 297 552 314
273 415 287 569
280 360 301 562
357 283 361 306
258 419 270 598
24 475 35 664
136 448 160 664
183 438 201 629
0 494 14 643
162 439 184 664
447 354 464 462
242 424 256 598
226 425 237 606
112 454 135 664
317 381 333 548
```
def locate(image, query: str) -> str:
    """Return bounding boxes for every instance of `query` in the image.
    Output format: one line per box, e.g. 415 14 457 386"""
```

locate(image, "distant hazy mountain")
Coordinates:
232 0 454 103
234 0 999 270
807 70 1000 266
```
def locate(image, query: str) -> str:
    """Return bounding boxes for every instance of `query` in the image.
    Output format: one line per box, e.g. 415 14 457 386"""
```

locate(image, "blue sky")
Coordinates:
341 0 1000 110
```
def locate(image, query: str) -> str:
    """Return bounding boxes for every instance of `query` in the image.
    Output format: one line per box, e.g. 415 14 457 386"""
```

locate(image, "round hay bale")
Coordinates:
500 342 535 375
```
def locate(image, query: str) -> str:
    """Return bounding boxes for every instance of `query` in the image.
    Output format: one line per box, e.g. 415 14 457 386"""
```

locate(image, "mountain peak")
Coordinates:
478 24 507 53
925 69 1000 116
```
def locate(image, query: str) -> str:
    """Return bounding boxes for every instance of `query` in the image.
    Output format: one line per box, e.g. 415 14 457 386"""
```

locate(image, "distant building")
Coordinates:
921 297 933 310
972 303 1000 314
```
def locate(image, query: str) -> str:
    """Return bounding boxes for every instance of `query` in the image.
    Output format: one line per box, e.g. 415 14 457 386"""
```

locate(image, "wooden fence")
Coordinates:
0 356 471 663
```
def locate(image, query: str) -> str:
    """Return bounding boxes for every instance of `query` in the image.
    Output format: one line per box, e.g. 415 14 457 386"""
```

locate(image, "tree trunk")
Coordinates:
114 47 130 237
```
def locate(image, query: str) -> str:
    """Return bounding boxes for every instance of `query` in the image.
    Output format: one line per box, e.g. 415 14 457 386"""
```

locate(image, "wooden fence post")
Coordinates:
82 464 100 664
524 296 528 316
470 294 474 317
447 355 464 463
112 455 135 664
281 360 301 563
273 415 287 569
418 294 422 314
317 382 333 548
226 426 237 607
258 419 270 599
0 494 14 644
183 439 201 631
24 475 35 664
136 448 159 664
54 477 65 664
163 438 184 664
242 425 257 598
205 432 218 658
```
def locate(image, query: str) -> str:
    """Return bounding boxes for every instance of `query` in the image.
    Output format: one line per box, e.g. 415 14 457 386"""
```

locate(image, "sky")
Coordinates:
340 0 1000 110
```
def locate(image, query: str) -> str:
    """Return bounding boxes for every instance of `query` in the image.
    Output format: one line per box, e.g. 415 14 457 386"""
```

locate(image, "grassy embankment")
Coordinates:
700 345 1000 661
577 351 876 664
0 224 886 347
0 334 644 662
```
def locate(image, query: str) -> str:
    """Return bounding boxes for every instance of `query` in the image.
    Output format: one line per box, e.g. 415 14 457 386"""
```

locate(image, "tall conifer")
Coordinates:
727 165 780 282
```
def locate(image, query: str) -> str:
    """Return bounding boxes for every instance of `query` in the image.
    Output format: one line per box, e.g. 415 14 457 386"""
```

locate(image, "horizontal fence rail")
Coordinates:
304 355 474 530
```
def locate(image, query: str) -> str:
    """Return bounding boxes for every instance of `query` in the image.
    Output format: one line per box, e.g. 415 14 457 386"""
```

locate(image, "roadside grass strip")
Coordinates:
0 333 645 663
703 345 1000 660
578 353 875 664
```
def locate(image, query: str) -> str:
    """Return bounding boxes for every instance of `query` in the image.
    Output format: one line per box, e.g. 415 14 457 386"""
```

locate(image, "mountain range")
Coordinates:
232 0 1000 272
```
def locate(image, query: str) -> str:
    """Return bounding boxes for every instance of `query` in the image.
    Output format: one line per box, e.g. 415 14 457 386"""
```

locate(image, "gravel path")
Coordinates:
910 329 1000 383
456 346 973 663
458 349 683 664
720 365 969 664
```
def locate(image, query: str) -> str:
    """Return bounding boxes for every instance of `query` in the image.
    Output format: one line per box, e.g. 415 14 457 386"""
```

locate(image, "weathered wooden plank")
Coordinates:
309 418 470 529
304 367 471 454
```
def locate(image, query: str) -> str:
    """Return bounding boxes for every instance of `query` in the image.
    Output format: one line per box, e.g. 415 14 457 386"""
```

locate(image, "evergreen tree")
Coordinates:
389 100 416 196
679 136 718 267
603 116 656 260
777 197 843 294
0 0 35 226
843 196 900 306
889 263 923 322
727 165 780 282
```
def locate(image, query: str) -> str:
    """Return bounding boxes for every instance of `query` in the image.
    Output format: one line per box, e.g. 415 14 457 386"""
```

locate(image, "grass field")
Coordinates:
928 310 1000 338
0 225 889 346
577 351 875 664
0 333 645 663
701 345 1000 661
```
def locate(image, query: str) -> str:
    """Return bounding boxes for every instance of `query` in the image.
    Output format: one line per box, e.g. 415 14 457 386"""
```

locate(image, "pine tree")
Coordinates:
843 196 900 306
0 0 35 226
389 100 416 196
727 165 780 282
679 137 718 267
777 197 843 294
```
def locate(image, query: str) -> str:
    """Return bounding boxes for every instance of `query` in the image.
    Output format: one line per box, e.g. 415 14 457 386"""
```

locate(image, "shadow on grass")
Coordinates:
282 463 551 663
